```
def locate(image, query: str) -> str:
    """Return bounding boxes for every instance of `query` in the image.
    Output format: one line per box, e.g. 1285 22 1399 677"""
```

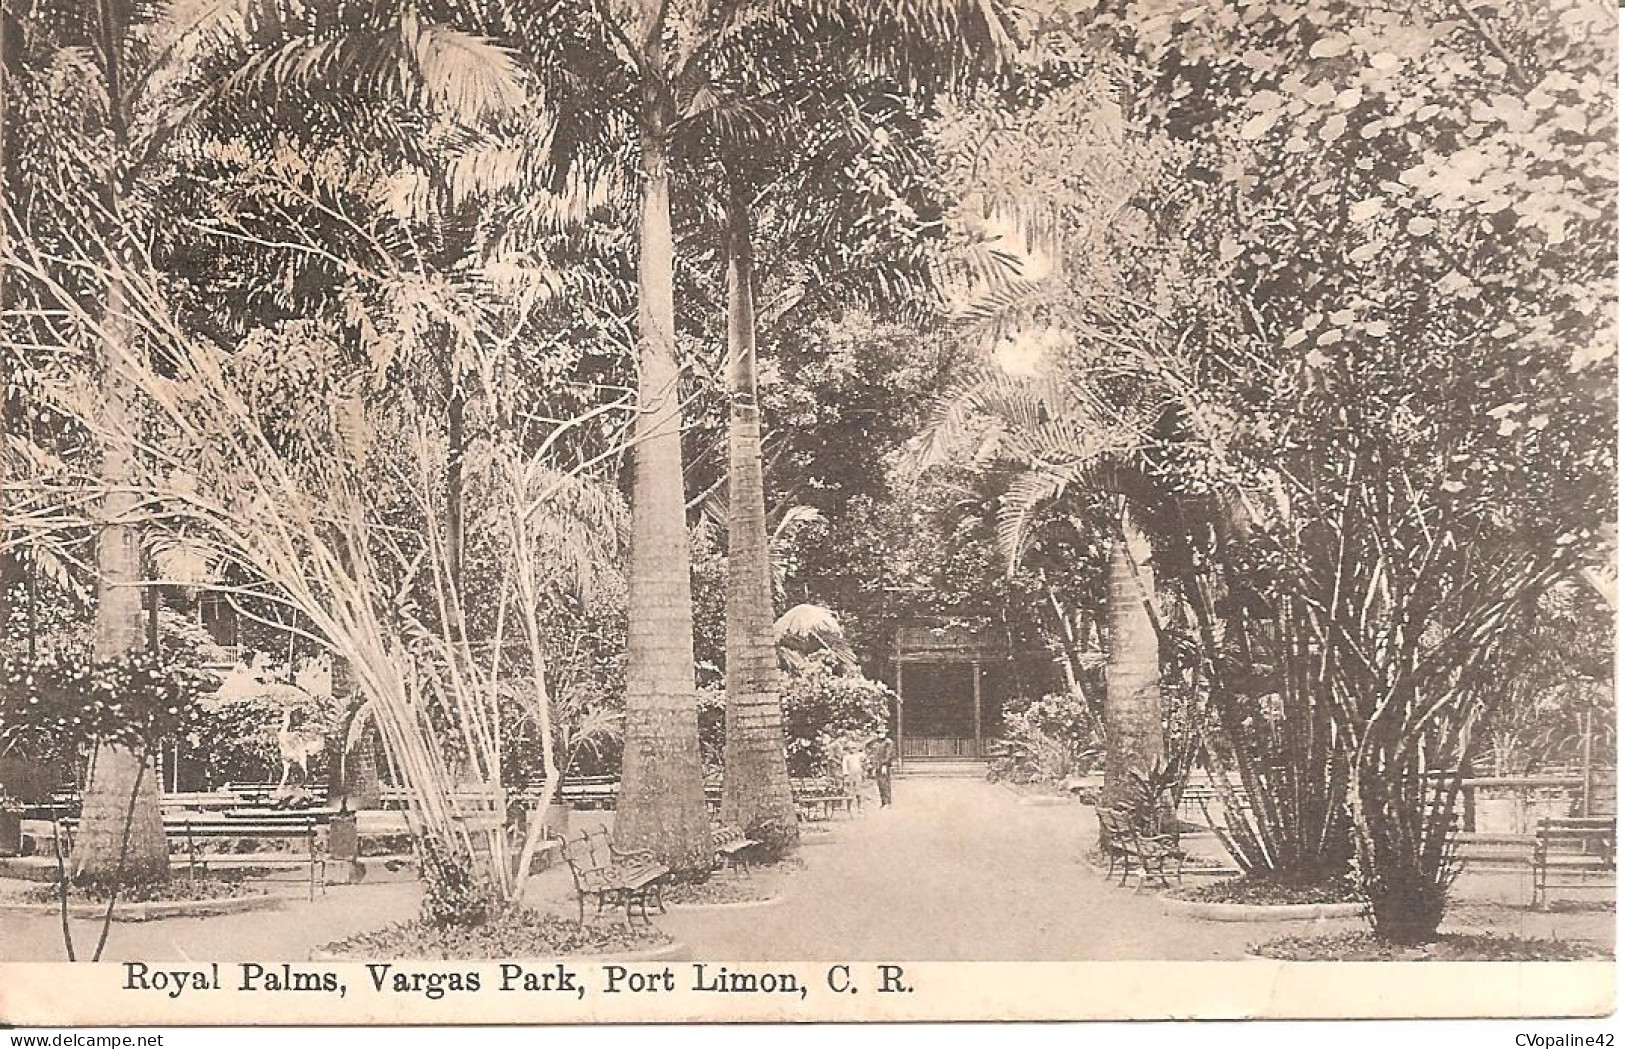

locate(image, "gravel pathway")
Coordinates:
660 777 1337 960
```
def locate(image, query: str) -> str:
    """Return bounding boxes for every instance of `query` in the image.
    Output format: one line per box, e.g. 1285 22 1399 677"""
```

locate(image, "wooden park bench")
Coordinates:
222 781 282 806
1097 809 1184 893
710 822 761 874
58 811 330 900
560 827 669 925
159 791 245 814
559 777 620 811
1096 810 1136 881
1533 817 1615 910
1449 830 1537 872
791 778 858 821
23 789 81 822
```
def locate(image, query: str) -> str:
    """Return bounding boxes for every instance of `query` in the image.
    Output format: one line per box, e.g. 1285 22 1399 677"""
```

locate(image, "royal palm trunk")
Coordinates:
612 59 710 873
72 285 168 884
1101 513 1164 813
718 184 798 848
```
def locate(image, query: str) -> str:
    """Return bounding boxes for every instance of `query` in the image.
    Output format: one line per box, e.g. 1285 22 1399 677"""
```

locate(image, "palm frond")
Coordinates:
995 462 1096 569
398 10 529 121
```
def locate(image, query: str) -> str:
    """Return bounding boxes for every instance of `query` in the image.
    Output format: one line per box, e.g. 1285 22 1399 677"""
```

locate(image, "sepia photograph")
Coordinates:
0 0 1616 1029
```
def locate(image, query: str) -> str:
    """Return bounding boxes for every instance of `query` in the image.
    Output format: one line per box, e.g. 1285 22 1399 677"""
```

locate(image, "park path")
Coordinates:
0 780 1271 963
660 776 1273 961
3 776 1601 963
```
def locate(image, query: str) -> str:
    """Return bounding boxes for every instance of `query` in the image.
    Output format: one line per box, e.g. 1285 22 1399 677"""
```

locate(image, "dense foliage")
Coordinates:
993 692 1099 784
700 655 894 778
0 0 1611 948
0 651 217 755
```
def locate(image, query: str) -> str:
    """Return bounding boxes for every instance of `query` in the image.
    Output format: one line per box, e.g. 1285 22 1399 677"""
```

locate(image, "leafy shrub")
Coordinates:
188 694 298 787
417 838 493 928
697 685 727 769
993 692 1099 784
1105 761 1188 836
782 656 892 778
0 649 216 753
697 654 894 779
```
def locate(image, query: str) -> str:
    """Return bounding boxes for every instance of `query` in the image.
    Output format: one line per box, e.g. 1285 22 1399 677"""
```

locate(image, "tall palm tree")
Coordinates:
715 176 797 841
915 364 1169 809
1099 501 1162 806
688 2 1014 846
11 0 251 883
603 0 712 871
462 0 1015 869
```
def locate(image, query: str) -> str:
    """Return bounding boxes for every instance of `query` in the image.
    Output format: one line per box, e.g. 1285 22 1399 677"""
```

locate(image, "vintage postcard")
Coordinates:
0 0 1616 1030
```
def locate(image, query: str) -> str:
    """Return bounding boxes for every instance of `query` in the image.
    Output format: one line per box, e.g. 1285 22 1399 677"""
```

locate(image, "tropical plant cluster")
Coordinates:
912 0 1615 943
0 0 1612 953
989 692 1098 785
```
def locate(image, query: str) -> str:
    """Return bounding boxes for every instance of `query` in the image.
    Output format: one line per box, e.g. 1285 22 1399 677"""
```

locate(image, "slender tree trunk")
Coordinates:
1101 511 1163 812
72 282 168 884
1044 586 1104 740
446 374 466 604
719 181 798 849
612 64 710 874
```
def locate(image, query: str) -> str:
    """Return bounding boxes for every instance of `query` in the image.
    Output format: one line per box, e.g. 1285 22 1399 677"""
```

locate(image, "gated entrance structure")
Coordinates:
890 622 1035 764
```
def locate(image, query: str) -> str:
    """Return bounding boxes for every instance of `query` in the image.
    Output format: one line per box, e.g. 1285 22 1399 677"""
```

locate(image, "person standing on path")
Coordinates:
868 732 896 808
840 744 867 809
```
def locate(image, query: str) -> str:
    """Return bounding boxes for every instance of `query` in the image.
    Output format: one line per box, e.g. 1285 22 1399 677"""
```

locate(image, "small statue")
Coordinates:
276 708 326 792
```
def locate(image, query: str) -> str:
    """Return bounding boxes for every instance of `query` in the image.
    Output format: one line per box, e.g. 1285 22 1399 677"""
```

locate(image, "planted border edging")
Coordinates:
0 892 282 923
665 893 784 912
309 941 691 964
1160 895 1370 923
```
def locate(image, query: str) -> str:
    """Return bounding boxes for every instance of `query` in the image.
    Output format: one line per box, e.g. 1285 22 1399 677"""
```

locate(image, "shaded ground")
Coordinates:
0 777 1611 962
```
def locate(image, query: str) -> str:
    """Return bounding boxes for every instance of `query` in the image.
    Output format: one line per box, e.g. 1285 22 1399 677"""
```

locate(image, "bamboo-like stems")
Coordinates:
5 206 625 916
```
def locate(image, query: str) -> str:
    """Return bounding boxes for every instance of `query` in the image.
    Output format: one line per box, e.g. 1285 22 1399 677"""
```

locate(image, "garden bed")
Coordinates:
313 909 676 961
0 876 280 922
1082 849 1238 877
20 874 255 905
1249 931 1611 962
750 854 807 874
1166 877 1363 907
1163 876 1367 921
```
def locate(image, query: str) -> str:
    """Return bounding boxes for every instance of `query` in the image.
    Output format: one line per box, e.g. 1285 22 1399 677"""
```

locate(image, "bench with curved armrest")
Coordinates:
560 827 669 925
710 822 762 874
1097 809 1185 892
